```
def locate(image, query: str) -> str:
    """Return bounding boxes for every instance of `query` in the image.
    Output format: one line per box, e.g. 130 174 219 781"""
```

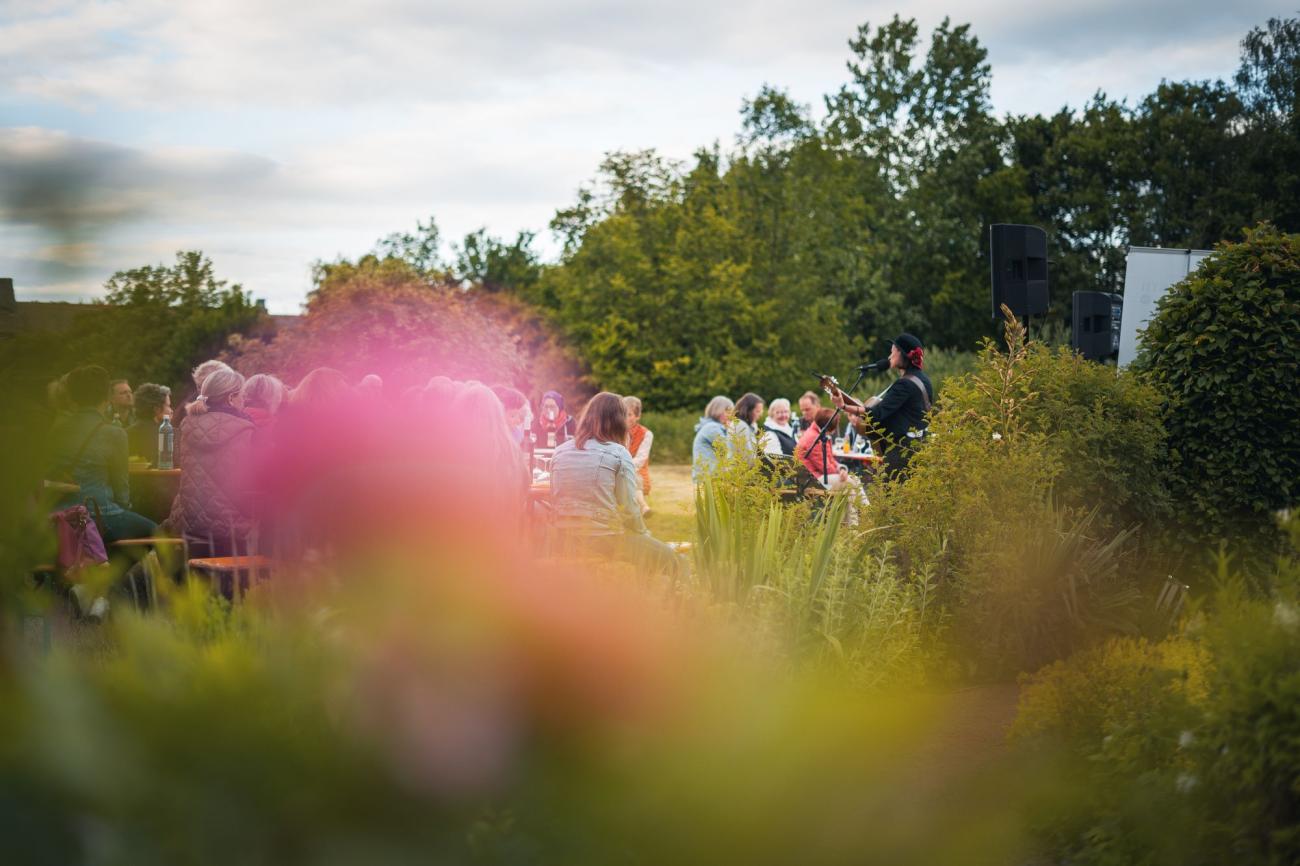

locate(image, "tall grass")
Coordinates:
691 473 938 687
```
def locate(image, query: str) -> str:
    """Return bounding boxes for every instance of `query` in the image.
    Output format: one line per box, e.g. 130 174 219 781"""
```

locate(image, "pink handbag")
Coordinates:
51 504 108 578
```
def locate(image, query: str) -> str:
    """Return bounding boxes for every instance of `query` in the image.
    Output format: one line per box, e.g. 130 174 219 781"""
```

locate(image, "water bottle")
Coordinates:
157 416 174 469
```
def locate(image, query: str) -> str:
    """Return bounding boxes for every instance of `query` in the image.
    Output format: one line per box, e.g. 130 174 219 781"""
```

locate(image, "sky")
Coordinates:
0 0 1289 313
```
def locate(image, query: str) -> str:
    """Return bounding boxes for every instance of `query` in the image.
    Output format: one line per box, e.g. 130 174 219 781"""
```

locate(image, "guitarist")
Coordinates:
832 333 934 477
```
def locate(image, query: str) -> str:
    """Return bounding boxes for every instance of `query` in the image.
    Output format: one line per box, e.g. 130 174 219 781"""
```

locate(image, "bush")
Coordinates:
1139 223 1300 535
877 312 1158 673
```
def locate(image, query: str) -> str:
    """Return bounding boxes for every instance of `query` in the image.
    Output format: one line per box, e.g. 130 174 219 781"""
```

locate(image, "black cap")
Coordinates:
892 333 923 354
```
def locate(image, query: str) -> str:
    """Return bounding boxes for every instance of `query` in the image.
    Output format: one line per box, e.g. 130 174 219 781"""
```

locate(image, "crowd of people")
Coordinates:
690 333 934 492
43 332 930 613
46 361 677 609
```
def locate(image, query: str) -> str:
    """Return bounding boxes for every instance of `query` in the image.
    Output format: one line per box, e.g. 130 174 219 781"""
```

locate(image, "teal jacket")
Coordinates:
50 408 132 515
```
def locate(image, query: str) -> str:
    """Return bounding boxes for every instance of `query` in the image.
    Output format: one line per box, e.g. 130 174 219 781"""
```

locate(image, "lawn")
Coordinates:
643 463 695 544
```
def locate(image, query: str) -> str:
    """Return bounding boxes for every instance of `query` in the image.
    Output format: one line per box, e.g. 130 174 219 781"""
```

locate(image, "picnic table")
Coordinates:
129 466 181 523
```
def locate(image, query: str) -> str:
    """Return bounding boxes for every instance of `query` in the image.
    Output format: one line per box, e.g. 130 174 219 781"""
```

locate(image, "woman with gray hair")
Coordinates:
691 395 734 483
164 367 256 557
241 373 286 430
761 397 798 458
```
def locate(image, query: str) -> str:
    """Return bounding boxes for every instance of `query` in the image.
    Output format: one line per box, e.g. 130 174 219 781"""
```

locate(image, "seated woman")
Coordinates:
795 407 869 520
530 390 575 448
691 395 733 483
164 369 256 557
729 392 765 464
761 398 798 458
550 392 681 575
623 395 653 515
51 365 157 542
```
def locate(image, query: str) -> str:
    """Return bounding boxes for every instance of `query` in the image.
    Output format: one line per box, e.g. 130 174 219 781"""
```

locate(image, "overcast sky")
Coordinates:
0 0 1289 313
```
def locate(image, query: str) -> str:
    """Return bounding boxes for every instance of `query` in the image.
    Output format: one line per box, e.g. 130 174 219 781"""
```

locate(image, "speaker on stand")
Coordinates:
990 224 1049 334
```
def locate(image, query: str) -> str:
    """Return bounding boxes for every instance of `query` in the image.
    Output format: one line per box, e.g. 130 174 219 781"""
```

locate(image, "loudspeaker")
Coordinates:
990 224 1049 320
1071 291 1123 361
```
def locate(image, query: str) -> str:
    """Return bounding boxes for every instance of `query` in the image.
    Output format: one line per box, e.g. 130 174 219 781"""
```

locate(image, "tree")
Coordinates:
1138 224 1300 535
452 229 542 292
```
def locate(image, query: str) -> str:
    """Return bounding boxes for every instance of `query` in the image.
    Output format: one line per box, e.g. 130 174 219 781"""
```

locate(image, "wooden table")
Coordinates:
129 467 181 523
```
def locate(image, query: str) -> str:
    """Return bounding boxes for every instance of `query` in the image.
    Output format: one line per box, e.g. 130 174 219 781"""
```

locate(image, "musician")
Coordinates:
833 333 933 476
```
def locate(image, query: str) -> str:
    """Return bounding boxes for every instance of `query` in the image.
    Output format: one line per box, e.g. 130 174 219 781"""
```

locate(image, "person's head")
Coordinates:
767 398 791 426
65 365 110 409
798 391 821 422
891 333 925 371
109 379 133 410
200 368 246 409
814 407 836 432
540 390 565 421
357 374 384 399
292 367 352 409
491 385 529 429
704 395 734 424
575 392 628 449
241 374 286 415
133 383 172 423
734 392 765 426
192 359 232 390
622 395 642 424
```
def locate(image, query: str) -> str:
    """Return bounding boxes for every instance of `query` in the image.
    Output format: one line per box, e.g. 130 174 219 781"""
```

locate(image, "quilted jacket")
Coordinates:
165 409 256 540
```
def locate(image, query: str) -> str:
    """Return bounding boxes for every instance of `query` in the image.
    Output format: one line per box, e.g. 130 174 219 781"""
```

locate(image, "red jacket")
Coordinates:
796 424 841 481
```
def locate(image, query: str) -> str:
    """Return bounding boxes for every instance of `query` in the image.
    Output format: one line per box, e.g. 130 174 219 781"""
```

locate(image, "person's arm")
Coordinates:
615 457 650 534
107 427 131 508
632 430 653 469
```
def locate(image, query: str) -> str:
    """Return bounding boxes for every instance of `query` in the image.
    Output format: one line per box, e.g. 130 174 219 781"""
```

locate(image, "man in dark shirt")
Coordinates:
127 383 172 465
108 378 135 427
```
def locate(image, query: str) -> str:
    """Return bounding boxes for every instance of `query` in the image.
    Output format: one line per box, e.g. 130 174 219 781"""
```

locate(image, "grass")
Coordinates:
643 464 695 544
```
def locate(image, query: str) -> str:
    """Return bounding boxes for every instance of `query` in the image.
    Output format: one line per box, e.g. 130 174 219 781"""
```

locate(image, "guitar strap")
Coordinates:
900 374 931 412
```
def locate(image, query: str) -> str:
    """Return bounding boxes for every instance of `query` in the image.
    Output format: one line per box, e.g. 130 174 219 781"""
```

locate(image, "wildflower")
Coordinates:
1274 601 1299 632
991 432 1003 441
1175 773 1198 794
1178 730 1195 749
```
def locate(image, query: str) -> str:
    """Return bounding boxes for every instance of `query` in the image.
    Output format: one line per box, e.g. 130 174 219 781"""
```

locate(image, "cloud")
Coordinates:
0 127 277 236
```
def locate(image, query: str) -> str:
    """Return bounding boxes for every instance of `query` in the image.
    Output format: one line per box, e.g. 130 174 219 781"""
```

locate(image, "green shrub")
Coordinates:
877 312 1155 673
1138 224 1300 535
640 409 701 463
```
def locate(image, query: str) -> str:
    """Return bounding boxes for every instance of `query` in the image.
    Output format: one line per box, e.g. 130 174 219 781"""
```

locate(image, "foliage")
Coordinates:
0 251 265 393
1138 224 1300 536
524 13 1300 403
690 454 937 687
877 312 1154 673
231 255 585 399
1012 523 1300 866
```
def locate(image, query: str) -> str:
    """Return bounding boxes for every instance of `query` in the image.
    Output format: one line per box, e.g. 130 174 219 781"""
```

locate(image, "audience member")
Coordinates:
241 373 286 430
291 367 353 409
623 395 653 515
797 391 821 435
108 378 134 427
731 392 765 465
357 373 384 401
531 390 575 448
550 392 680 575
174 359 233 427
164 368 255 556
691 395 733 483
761 398 798 458
491 385 531 448
127 383 172 465
795 407 868 520
51 365 157 542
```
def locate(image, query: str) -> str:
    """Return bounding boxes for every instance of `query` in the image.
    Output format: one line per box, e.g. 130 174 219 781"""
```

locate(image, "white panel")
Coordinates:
1117 247 1213 367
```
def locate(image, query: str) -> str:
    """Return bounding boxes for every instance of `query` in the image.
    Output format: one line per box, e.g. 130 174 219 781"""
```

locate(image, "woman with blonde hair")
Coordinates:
691 395 733 482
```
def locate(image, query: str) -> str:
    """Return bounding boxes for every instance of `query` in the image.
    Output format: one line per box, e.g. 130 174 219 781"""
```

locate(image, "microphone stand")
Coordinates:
807 368 868 492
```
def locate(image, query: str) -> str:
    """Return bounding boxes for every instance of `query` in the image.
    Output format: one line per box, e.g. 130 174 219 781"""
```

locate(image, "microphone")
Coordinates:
857 357 891 373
